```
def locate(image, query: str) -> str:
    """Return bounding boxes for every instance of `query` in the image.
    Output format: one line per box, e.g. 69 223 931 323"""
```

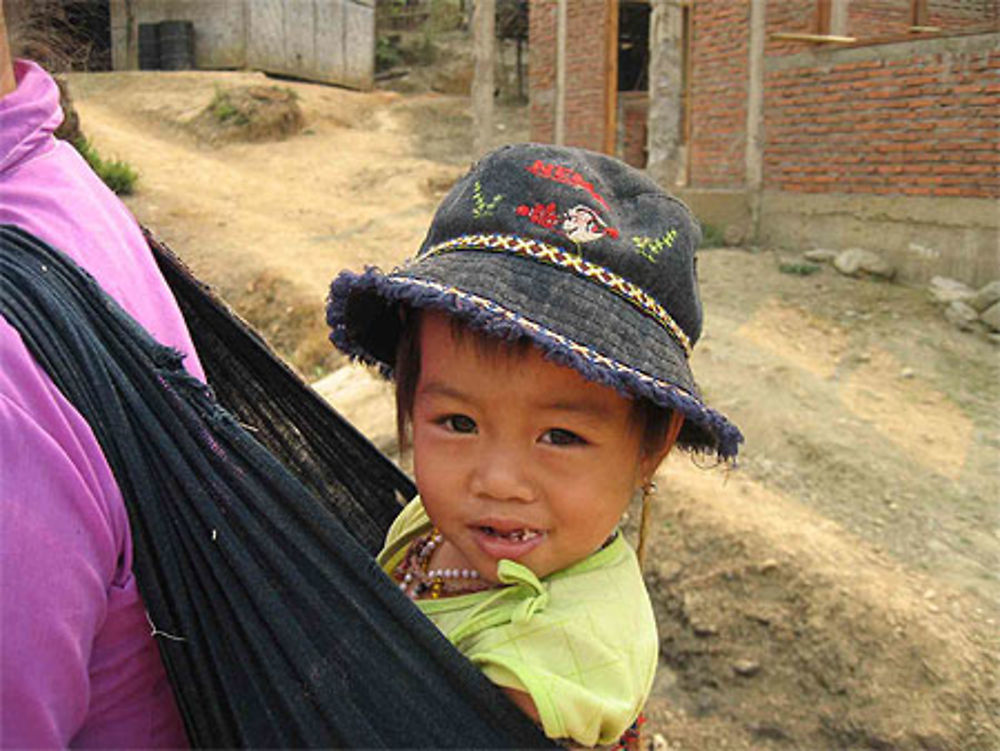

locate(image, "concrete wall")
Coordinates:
110 0 374 89
110 0 247 70
673 187 999 288
246 0 374 90
675 187 752 245
759 191 999 285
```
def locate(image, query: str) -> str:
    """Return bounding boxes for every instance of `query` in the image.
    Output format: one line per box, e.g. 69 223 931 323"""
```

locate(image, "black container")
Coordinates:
158 20 194 71
137 23 160 70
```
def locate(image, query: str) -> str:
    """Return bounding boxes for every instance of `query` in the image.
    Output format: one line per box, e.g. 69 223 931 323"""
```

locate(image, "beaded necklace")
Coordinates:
393 529 494 600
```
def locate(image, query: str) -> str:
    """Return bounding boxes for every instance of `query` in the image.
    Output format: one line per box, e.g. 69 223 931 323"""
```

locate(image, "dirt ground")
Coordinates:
66 68 999 750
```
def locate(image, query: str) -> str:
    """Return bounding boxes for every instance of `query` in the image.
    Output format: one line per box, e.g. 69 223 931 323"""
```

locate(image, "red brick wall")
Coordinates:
529 0 613 153
927 0 1000 31
763 1 999 53
763 48 1000 198
765 0 816 56
529 0 558 143
848 0 998 36
847 0 912 37
618 91 648 167
687 0 750 188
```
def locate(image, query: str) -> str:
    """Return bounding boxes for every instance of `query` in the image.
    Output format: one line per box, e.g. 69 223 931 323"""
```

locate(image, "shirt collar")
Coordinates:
0 59 63 175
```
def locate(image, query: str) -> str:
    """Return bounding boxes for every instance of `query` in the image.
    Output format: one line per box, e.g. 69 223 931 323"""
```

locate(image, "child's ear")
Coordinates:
640 411 684 482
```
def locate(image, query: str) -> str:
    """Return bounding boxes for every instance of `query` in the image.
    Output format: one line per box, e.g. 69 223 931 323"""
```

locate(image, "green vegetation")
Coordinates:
376 35 404 71
72 136 138 195
700 222 726 248
210 88 250 126
778 261 822 276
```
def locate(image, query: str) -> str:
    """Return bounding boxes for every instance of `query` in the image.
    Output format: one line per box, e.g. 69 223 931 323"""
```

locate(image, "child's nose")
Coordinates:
471 446 534 503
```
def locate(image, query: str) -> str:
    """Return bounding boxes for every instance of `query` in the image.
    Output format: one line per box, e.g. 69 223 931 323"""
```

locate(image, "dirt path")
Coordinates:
68 70 999 749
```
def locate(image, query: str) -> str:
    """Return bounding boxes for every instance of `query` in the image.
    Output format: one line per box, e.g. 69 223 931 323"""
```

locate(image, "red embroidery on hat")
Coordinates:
517 202 560 230
517 202 620 245
525 159 610 211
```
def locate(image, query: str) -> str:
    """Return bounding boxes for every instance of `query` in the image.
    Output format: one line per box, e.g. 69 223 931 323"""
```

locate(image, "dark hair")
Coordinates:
393 307 675 456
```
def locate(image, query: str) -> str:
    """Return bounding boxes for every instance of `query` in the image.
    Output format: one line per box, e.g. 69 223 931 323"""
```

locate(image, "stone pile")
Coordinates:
927 277 1000 337
802 247 999 341
803 247 897 280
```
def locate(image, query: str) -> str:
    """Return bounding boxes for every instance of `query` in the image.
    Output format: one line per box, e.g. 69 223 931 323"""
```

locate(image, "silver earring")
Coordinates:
637 480 657 567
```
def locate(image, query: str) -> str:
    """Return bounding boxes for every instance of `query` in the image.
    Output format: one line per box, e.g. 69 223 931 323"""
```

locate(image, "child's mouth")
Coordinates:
473 524 546 559
480 526 542 542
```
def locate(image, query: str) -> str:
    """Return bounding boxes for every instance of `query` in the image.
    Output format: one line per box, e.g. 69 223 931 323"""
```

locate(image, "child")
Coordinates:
326 143 742 747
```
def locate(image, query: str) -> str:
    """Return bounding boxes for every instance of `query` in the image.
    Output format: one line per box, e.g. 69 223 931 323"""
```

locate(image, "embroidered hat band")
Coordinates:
327 143 743 458
416 233 693 357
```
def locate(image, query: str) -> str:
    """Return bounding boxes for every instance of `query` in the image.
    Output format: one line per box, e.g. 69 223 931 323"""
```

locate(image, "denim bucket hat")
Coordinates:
327 143 743 459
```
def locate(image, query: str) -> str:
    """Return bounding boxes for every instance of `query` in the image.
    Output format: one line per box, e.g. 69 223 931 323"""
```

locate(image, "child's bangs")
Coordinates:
393 306 674 457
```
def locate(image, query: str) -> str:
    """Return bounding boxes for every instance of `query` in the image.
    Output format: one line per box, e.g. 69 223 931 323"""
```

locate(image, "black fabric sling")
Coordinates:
0 225 556 749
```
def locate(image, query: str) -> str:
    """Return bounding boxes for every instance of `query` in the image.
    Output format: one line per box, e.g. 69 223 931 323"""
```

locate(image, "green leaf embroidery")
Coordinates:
472 181 504 218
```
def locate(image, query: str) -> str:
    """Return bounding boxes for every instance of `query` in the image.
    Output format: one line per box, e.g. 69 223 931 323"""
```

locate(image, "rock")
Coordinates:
748 723 790 742
979 301 1000 332
732 659 761 677
900 367 915 379
944 301 979 331
928 276 975 305
758 558 779 574
803 248 838 263
656 560 683 583
692 622 718 637
968 280 1000 312
833 248 896 280
650 733 670 751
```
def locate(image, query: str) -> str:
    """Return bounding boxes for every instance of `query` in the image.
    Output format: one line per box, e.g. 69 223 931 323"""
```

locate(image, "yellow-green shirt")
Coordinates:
378 498 659 747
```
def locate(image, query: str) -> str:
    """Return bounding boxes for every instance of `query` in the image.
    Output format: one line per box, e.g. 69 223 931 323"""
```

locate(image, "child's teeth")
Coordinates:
483 526 541 542
482 527 540 541
509 529 539 541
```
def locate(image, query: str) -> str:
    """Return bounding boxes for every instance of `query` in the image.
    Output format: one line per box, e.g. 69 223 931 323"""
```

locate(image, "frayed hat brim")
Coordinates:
327 264 743 460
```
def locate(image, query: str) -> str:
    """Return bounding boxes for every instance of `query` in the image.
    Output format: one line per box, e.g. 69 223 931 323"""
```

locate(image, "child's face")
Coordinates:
411 312 668 582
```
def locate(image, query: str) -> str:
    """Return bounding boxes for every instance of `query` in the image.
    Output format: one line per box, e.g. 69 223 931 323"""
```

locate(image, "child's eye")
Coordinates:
540 428 586 446
441 414 477 434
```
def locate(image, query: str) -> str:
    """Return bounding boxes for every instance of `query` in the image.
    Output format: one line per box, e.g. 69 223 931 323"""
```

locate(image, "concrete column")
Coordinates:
830 0 849 36
472 0 495 157
109 0 138 71
646 0 684 187
745 0 766 242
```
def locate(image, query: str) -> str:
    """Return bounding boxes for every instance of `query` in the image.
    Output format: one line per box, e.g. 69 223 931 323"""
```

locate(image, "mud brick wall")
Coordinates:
763 45 1000 198
687 0 750 187
528 0 615 152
